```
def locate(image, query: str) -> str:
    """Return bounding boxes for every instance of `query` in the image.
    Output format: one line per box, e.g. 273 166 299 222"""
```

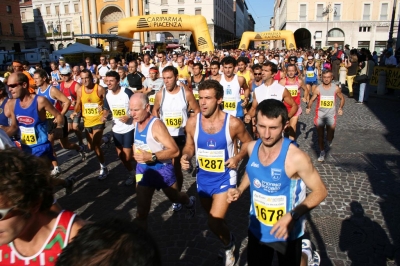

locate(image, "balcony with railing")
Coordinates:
45 32 74 39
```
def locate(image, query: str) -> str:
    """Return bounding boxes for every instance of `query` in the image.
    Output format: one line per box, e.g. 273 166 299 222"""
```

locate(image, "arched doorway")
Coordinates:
99 5 124 34
58 43 64 50
327 28 345 48
294 28 311 49
67 43 73 47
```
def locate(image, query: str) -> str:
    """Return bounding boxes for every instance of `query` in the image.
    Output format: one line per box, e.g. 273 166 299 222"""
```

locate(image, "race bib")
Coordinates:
253 191 286 227
193 90 199 100
134 142 151 153
111 104 126 118
20 126 37 146
46 111 54 119
286 85 298 97
197 148 225 173
306 71 315 78
223 96 236 111
320 95 334 108
83 103 99 116
163 111 183 129
149 94 155 105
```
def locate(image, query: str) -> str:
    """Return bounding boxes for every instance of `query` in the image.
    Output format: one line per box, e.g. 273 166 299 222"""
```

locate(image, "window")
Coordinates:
178 0 184 3
299 4 306 21
21 12 26 20
46 6 50 15
195 0 202 2
178 9 184 14
333 4 341 21
195 8 201 15
161 0 167 5
36 8 41 16
10 24 15 36
64 4 69 14
55 5 60 14
316 4 324 21
328 28 345 37
6 6 11 13
161 10 168 14
358 26 371 32
66 24 71 32
315 41 322 49
363 4 371 20
74 4 79 12
380 3 388 20
315 31 322 38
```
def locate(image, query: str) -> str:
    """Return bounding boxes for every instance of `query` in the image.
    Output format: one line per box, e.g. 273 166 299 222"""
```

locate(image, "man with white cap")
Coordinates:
58 57 71 73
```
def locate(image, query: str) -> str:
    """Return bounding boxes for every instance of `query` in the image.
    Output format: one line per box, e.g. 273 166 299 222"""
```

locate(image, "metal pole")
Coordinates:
80 16 83 35
388 0 396 48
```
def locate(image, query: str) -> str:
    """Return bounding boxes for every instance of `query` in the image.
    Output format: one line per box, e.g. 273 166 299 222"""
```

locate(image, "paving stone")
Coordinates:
52 96 400 265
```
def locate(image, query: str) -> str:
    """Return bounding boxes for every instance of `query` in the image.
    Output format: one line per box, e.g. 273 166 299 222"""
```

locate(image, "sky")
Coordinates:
246 0 275 32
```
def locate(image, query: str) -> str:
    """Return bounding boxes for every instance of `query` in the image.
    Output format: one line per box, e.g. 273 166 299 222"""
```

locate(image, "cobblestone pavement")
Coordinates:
54 90 400 265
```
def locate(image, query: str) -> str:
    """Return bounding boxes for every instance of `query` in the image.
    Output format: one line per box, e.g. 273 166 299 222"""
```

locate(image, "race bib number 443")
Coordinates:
319 95 334 108
197 148 225 173
83 103 99 116
253 191 286 227
20 126 37 146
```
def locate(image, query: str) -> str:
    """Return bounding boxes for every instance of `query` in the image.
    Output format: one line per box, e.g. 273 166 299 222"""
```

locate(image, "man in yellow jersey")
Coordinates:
176 55 192 87
236 57 253 87
70 69 110 180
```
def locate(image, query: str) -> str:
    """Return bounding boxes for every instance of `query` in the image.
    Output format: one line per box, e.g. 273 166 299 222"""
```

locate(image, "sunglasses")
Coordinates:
0 206 17 220
7 83 21 88
254 73 262 76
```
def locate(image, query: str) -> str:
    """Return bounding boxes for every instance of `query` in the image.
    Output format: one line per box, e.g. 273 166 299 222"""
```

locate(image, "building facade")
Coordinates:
0 0 25 51
272 0 399 54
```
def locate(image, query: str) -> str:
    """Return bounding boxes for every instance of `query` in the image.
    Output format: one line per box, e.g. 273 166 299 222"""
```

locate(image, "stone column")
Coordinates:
131 0 141 52
90 0 97 34
83 0 90 34
125 0 131 17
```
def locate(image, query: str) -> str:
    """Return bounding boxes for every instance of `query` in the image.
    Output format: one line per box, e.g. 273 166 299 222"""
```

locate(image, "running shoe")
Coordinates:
172 203 183 212
98 167 109 180
185 196 196 219
317 151 325 162
302 239 320 266
65 175 77 195
125 175 135 186
78 145 86 161
223 235 236 266
51 166 61 177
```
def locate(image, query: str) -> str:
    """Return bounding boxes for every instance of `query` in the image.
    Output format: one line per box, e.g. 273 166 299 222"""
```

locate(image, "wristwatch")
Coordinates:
151 153 157 162
290 210 300 221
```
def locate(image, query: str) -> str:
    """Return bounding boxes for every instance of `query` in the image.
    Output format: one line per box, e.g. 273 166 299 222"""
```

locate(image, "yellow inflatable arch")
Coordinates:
118 14 214 52
238 30 297 50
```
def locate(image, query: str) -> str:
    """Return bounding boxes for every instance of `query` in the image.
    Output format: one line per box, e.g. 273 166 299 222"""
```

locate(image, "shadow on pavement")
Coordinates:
339 201 394 265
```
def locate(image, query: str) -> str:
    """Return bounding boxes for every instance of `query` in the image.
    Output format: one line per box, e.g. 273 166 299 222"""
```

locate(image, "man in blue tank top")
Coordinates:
129 93 196 231
6 73 76 193
227 99 327 266
181 80 252 266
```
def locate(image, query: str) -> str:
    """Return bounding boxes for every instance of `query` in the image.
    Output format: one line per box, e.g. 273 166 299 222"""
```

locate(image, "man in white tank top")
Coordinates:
152 66 200 212
246 62 298 122
129 93 196 230
139 54 154 78
219 56 249 119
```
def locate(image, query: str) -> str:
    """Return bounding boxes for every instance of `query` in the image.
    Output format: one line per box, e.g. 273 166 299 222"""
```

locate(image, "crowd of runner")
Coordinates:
1 44 377 265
